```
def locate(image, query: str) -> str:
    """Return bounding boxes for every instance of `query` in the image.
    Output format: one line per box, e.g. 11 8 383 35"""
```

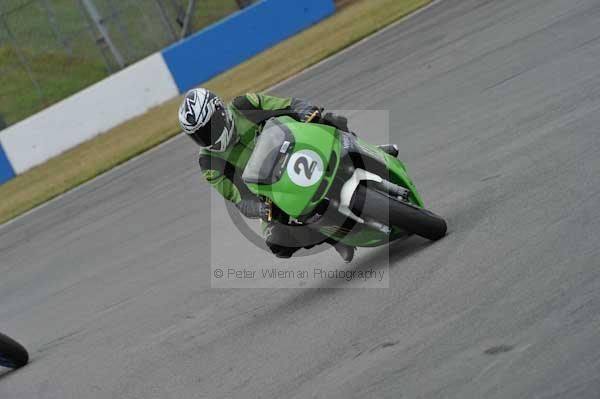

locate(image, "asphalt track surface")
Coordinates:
2 0 600 397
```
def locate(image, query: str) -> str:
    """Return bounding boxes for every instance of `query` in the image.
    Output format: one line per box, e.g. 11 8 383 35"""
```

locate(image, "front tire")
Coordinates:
0 332 29 369
352 185 447 240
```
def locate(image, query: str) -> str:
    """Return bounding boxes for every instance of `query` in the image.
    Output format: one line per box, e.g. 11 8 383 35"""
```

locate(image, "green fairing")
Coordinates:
244 116 428 247
245 116 340 218
352 136 424 207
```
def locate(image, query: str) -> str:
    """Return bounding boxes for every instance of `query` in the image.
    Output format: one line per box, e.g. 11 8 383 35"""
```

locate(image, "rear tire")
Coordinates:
352 185 447 240
0 332 29 369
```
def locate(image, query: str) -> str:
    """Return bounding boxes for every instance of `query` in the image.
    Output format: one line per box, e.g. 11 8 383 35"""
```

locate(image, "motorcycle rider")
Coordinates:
178 88 399 263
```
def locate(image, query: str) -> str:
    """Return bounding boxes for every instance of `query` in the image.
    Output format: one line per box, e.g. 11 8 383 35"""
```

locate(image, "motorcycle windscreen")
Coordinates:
242 118 294 185
244 116 339 218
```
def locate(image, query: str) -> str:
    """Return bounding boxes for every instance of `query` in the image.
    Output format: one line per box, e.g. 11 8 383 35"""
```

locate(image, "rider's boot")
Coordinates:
332 241 355 263
377 144 399 158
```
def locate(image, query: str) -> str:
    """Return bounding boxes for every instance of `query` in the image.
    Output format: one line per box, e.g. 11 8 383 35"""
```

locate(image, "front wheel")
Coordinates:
352 185 447 240
0 332 29 369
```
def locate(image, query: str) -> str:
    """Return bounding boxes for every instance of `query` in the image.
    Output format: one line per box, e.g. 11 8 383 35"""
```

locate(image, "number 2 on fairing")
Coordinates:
294 157 317 179
287 150 324 187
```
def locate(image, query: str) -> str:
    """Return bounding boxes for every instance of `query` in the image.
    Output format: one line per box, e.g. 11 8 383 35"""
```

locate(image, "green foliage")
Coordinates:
0 0 243 126
0 47 108 124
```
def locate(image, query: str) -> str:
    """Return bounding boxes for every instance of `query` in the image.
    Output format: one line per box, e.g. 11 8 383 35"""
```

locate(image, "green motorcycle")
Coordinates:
242 116 446 250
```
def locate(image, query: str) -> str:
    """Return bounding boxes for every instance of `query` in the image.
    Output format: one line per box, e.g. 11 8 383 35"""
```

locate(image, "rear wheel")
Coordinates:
352 185 447 240
0 332 29 369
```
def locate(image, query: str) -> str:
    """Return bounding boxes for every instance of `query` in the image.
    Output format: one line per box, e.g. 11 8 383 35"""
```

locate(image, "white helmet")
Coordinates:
178 88 236 152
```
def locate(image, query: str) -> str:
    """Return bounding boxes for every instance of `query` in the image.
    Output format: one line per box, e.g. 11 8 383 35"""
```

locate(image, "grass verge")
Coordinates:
0 0 431 225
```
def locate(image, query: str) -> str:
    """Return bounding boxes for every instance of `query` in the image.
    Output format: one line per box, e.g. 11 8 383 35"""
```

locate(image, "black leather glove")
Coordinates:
321 112 349 132
236 199 269 220
290 98 323 123
300 106 323 123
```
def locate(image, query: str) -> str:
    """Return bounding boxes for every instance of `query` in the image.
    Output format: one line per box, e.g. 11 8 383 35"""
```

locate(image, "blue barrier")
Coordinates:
0 143 15 185
162 0 336 93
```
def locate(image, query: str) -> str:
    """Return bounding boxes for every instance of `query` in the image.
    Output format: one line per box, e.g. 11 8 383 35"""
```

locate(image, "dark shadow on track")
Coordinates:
290 235 435 295
218 236 440 339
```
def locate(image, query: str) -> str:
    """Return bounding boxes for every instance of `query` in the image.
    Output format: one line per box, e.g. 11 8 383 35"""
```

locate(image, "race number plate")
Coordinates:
287 150 324 187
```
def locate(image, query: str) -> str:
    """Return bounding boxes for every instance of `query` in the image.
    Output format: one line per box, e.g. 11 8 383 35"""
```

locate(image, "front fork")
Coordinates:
333 168 410 234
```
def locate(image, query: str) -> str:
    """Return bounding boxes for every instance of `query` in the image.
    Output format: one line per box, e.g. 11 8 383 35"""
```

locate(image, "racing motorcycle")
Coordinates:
0 332 29 369
242 116 447 251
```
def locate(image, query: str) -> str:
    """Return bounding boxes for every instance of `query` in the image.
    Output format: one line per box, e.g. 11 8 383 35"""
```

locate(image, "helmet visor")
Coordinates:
188 105 228 149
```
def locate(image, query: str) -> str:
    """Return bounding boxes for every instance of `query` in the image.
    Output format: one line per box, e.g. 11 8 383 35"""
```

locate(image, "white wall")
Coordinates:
0 53 179 174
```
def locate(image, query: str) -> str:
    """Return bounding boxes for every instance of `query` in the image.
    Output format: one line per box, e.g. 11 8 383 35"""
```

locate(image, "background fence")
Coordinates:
0 0 254 128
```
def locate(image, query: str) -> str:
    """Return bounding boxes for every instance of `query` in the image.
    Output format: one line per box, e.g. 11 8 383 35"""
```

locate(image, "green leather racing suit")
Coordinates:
198 92 348 258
